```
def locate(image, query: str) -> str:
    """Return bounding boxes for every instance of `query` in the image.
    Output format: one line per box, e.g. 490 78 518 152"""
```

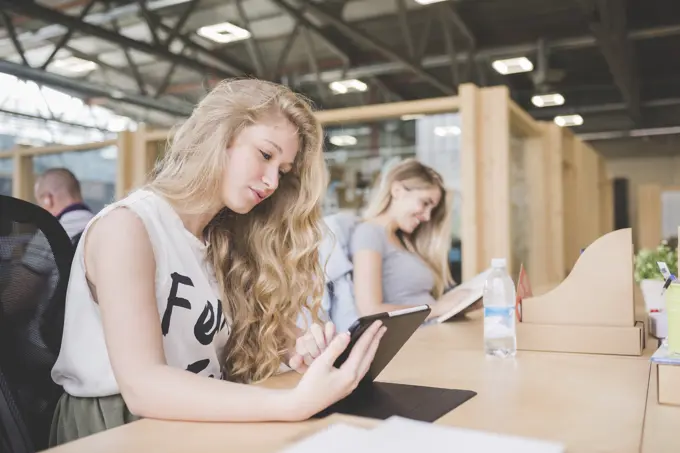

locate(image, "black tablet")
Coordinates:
333 305 431 382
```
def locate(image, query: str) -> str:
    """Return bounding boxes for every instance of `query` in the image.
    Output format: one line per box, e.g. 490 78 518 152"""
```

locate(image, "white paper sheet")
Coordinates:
277 423 373 453
367 417 566 453
280 417 565 453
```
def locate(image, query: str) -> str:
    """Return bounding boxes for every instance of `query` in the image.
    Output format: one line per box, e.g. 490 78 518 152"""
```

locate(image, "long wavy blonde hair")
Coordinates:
147 79 327 383
363 158 453 298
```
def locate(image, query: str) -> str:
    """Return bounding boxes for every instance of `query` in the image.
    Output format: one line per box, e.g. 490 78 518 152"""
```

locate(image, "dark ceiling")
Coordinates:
0 0 678 144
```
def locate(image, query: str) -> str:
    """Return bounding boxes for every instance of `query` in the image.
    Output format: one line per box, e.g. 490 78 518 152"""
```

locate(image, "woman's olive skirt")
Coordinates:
49 392 140 447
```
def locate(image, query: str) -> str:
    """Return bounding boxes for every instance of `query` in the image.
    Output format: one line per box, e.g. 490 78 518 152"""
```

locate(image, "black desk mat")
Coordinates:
312 381 477 423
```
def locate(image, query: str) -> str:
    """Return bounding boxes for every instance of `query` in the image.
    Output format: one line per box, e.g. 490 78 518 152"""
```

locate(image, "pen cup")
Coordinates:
666 283 680 354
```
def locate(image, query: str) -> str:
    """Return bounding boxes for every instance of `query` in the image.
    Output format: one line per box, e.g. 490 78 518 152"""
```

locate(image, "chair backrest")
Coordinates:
70 230 83 249
0 195 75 452
0 366 34 453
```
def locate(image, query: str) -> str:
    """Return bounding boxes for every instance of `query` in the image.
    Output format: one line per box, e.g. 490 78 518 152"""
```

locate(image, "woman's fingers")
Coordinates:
324 321 336 345
316 332 351 368
340 320 382 372
309 323 326 355
289 354 308 374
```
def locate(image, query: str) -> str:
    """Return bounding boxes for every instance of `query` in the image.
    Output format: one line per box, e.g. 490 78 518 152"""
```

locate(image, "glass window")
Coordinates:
323 118 417 216
33 146 117 213
0 158 12 196
323 112 461 237
0 74 133 146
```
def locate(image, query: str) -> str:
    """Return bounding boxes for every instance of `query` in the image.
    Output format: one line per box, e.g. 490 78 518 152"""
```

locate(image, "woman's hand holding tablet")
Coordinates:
290 320 387 419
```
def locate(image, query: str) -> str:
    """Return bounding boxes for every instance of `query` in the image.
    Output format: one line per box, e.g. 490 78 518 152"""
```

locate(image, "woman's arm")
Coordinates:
86 207 306 422
352 249 469 320
352 249 396 315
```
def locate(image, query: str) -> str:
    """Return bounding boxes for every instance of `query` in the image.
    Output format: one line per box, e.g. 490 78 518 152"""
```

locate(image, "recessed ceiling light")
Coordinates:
329 79 368 94
554 114 583 127
197 22 251 44
50 56 97 74
434 125 461 136
491 57 534 75
414 0 448 4
329 135 357 146
531 93 565 108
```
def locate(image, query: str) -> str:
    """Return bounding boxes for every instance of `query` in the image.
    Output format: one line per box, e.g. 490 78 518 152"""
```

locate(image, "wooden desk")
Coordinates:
45 312 680 453
640 363 680 453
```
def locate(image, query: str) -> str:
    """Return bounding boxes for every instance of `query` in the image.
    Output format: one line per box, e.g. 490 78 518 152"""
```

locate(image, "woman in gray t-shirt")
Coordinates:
350 159 469 321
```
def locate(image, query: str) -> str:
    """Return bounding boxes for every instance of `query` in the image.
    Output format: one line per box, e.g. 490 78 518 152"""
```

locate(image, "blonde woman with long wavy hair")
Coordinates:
48 79 386 446
350 158 467 321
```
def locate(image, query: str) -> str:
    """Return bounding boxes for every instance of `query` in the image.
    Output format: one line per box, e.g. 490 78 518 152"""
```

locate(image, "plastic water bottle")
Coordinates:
483 258 517 358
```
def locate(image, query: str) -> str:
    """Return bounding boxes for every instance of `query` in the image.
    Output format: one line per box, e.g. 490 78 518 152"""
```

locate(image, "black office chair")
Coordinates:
0 195 75 452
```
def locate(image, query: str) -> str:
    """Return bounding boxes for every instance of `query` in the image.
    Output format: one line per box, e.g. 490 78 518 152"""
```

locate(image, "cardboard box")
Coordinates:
657 363 680 405
516 229 644 356
517 321 645 356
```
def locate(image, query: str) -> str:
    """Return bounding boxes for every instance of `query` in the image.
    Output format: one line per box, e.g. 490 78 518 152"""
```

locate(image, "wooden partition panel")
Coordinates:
599 160 614 235
562 131 579 270
524 123 566 289
12 153 34 201
460 84 511 280
561 130 613 269
115 130 134 200
115 124 165 197
636 184 664 249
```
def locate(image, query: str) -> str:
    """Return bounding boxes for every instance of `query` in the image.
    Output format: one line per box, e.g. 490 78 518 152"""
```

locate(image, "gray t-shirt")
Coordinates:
349 222 436 307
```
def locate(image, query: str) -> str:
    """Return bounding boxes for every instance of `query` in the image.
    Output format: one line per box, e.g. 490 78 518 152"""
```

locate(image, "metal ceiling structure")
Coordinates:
0 0 679 146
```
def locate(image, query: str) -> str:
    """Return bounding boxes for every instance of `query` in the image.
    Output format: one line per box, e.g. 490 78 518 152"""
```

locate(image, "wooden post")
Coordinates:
115 125 160 198
523 123 565 289
12 150 34 201
460 83 511 280
115 130 134 200
599 159 614 236
637 184 662 249
131 124 159 189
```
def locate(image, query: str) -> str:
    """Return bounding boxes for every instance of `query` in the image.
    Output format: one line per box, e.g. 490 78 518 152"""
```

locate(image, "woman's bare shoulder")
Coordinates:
85 206 154 276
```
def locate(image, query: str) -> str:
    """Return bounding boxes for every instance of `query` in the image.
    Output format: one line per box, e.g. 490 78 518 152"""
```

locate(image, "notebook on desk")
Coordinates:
436 268 492 323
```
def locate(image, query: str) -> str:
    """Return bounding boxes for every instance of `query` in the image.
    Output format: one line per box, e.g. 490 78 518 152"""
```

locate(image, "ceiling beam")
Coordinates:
0 59 193 117
579 0 641 122
529 97 680 119
269 0 403 101
0 107 111 132
297 0 455 95
142 11 256 79
0 0 244 79
295 23 680 84
578 125 680 141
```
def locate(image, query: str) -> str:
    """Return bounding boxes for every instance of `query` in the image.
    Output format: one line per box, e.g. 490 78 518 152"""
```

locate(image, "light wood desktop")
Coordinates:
44 309 680 453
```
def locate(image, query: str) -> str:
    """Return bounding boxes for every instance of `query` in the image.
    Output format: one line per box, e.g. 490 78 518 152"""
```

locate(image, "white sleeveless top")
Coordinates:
52 189 230 397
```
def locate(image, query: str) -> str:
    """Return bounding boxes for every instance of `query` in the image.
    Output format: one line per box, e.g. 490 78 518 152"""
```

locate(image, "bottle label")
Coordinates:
484 306 514 317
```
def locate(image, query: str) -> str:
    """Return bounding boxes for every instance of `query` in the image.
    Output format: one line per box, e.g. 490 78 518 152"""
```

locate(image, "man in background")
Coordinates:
1 167 93 321
33 167 93 241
